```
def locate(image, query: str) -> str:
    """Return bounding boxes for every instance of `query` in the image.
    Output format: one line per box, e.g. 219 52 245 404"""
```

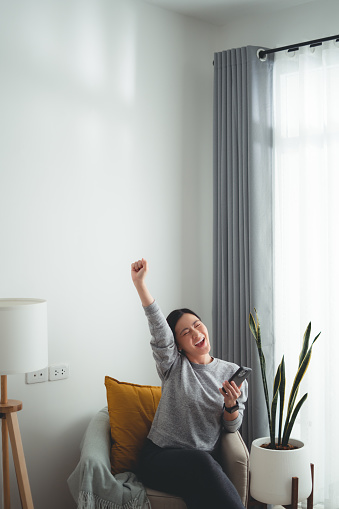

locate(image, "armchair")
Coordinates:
68 407 249 509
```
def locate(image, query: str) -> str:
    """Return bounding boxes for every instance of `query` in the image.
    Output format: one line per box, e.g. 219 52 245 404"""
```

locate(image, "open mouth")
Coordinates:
195 337 205 347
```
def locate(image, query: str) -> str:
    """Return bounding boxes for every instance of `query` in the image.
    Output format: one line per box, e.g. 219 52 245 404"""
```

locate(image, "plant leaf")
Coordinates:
249 313 257 341
271 363 281 447
255 309 262 350
282 330 320 444
299 322 311 368
282 393 308 447
278 356 285 445
257 341 271 433
249 310 271 441
289 333 320 411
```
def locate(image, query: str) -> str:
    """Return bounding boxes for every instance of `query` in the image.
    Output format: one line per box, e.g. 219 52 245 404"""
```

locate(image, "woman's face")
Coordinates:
174 313 211 363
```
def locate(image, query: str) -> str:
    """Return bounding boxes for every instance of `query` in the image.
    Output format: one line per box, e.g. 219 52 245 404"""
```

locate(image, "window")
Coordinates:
273 41 339 508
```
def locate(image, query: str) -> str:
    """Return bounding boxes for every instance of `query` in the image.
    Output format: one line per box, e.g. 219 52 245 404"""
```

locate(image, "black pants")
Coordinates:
138 439 245 509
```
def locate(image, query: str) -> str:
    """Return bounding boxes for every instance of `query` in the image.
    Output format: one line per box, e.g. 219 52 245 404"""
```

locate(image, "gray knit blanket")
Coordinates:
67 407 150 509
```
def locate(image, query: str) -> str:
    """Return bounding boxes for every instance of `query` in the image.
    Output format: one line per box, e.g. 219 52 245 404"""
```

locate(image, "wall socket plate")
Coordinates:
48 364 69 381
26 367 48 384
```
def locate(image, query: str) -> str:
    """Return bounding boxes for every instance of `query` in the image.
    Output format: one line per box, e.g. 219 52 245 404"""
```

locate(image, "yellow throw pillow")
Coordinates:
105 376 161 475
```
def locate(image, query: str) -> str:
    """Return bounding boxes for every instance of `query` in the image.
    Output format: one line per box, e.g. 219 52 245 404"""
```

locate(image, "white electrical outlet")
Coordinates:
26 367 48 384
48 364 69 381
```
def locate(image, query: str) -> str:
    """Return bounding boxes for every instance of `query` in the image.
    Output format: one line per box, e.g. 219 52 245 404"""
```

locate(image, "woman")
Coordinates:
131 258 247 509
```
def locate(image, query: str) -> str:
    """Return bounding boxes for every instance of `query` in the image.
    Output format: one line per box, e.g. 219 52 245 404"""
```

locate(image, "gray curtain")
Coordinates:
213 46 274 447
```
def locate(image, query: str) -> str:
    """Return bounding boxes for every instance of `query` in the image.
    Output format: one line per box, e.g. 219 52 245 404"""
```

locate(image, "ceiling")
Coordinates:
141 0 320 26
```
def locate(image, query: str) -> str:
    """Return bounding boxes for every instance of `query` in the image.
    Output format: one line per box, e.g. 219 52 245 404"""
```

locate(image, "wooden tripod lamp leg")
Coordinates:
7 412 34 509
2 417 11 509
1 375 11 509
1 374 34 509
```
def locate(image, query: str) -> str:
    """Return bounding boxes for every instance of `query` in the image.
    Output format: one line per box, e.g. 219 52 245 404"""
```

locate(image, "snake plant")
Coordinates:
249 309 320 449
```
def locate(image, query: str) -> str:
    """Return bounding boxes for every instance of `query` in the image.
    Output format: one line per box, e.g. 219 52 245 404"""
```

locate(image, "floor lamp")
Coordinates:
0 299 48 509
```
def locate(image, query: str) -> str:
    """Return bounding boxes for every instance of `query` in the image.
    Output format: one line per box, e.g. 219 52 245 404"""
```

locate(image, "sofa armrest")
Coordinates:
68 407 149 508
67 407 115 502
79 407 112 471
220 430 249 507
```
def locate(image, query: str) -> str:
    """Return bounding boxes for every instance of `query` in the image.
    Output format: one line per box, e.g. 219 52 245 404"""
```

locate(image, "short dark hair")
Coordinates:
166 308 201 341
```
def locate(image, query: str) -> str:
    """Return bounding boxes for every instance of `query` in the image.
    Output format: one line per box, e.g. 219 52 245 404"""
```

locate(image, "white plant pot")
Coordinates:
249 437 312 505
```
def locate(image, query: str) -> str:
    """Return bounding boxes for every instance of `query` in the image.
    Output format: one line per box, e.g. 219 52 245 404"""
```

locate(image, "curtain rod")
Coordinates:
258 34 339 59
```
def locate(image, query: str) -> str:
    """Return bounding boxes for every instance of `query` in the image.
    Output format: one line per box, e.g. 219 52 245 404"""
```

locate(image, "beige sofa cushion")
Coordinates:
146 488 187 509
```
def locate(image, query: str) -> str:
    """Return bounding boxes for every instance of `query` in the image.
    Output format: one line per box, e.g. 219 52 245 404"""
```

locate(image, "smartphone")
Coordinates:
229 366 252 386
222 366 252 392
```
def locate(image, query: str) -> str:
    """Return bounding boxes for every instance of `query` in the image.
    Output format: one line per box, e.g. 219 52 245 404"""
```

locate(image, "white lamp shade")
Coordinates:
0 299 48 374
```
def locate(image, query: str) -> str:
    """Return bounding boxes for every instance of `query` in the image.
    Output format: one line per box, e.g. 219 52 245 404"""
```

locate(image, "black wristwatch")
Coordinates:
223 401 239 414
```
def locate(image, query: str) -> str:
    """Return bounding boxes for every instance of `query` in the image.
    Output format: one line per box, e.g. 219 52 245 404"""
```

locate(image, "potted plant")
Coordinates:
248 309 320 505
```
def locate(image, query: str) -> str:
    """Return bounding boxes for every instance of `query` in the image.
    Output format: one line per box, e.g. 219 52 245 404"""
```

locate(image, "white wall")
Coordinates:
0 1 215 507
215 0 339 51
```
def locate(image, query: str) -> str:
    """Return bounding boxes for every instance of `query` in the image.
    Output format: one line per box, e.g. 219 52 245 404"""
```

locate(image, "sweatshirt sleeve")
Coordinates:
143 301 179 380
222 379 248 433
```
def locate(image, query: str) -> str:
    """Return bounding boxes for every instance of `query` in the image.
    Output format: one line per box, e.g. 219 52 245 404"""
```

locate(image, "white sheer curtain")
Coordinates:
273 40 339 507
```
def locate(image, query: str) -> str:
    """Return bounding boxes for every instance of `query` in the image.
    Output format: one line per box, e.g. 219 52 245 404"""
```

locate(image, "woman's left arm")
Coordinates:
219 380 242 421
219 379 248 431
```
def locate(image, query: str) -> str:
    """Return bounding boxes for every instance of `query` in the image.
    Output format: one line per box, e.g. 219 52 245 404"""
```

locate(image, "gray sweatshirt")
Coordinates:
144 301 248 452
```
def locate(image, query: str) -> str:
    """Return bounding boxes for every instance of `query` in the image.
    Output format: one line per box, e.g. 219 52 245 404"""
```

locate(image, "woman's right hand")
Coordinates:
131 258 148 285
131 258 154 307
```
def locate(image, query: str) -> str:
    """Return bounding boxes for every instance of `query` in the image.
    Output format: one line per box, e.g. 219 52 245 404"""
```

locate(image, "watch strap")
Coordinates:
223 401 239 414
